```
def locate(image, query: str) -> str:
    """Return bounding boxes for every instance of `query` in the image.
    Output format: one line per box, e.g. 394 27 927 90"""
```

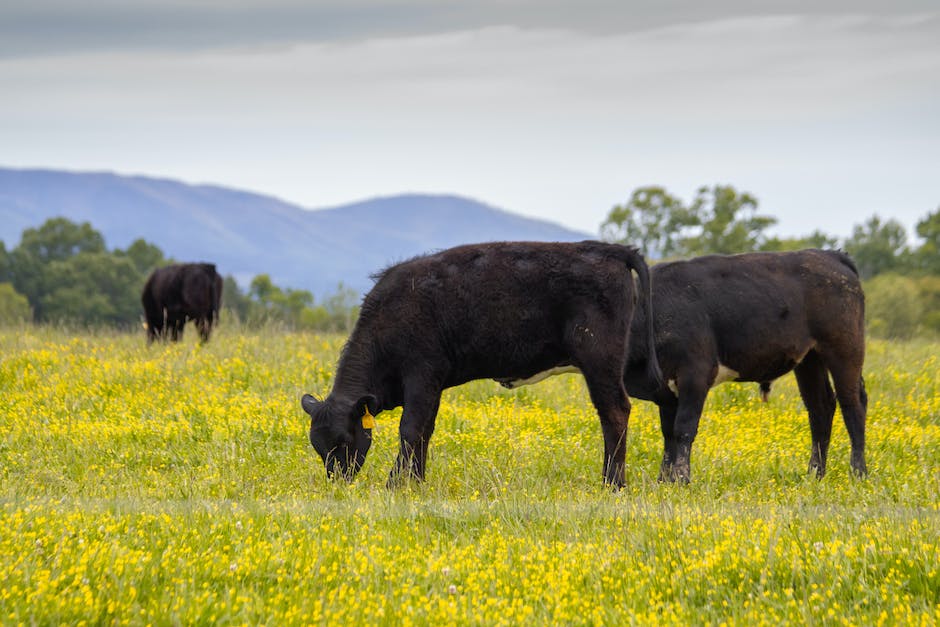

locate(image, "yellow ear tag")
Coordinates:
361 407 376 430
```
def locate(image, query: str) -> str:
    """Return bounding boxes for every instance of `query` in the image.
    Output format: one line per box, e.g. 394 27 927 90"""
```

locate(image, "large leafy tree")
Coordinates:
248 274 315 326
8 218 163 325
843 215 909 279
0 282 30 324
4 217 365 331
10 218 108 320
602 184 778 258
0 242 10 283
681 185 777 256
221 275 253 322
117 238 167 276
601 186 697 258
16 217 105 262
41 253 142 326
912 207 940 275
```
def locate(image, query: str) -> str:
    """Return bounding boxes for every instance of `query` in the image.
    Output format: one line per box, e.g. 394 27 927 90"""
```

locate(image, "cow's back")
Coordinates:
357 241 641 385
178 264 217 311
648 249 863 383
143 263 220 317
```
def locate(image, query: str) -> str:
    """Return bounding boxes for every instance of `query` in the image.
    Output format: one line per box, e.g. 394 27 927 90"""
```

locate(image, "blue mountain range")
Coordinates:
0 167 592 297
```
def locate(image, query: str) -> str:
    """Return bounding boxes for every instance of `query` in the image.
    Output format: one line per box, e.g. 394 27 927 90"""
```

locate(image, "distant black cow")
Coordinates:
620 249 867 482
301 241 662 488
142 263 223 343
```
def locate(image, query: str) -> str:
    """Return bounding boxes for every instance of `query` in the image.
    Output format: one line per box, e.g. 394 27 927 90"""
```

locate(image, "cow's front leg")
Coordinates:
387 388 441 488
668 377 709 484
170 318 184 342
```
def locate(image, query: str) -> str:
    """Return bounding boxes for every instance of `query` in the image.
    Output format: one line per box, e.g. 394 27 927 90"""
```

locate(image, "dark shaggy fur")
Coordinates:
142 263 223 343
302 240 662 488
622 249 867 482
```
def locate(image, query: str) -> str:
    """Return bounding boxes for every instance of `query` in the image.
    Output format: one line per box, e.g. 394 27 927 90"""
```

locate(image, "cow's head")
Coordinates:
302 393 376 481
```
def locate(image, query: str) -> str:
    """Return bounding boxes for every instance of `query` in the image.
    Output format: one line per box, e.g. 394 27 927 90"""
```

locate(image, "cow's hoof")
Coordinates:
808 461 826 479
660 462 690 484
386 469 425 489
850 459 868 479
603 478 625 492
658 462 675 483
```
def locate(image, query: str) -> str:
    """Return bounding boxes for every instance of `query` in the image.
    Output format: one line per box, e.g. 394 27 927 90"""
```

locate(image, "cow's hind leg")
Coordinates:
830 367 868 477
580 368 632 489
196 316 211 343
146 320 161 344
656 395 679 482
668 372 711 484
794 350 837 477
388 382 441 488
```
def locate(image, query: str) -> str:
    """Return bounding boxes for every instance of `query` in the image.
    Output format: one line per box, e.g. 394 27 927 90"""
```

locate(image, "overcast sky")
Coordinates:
2 1 938 239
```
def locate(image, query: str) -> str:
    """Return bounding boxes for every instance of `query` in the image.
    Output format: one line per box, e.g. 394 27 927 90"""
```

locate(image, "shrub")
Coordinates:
864 273 922 339
0 282 30 325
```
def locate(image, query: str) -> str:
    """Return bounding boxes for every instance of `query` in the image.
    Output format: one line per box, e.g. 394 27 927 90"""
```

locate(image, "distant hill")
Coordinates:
0 167 592 297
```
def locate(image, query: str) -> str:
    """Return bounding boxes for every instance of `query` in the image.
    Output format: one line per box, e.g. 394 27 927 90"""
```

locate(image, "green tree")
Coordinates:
221 275 253 322
864 273 922 339
844 215 909 279
322 282 361 332
914 275 940 336
0 283 30 325
600 186 697 258
41 253 141 326
681 185 777 255
0 242 10 282
10 218 109 320
7 218 161 325
249 274 278 306
116 238 166 276
247 273 317 327
9 247 47 319
911 208 940 275
16 217 105 262
602 184 779 258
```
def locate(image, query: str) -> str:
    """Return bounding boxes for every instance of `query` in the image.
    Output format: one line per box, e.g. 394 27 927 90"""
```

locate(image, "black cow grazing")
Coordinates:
301 241 662 488
142 263 223 343
620 249 867 483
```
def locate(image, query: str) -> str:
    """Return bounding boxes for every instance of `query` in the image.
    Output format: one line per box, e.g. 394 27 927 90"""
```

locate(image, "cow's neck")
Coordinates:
332 336 378 401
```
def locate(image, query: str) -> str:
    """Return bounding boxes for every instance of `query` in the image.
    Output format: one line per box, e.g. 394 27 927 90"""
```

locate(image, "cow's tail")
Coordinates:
826 249 865 336
623 247 664 391
141 276 156 322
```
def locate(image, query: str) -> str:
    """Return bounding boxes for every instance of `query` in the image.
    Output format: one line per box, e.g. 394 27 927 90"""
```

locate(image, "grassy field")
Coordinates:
0 325 938 625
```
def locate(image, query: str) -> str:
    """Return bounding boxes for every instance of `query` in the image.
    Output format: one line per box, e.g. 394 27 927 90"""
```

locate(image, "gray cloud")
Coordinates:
3 0 938 57
2 3 938 238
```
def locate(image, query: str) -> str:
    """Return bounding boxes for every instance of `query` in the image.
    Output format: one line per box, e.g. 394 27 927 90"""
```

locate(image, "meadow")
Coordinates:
0 325 938 625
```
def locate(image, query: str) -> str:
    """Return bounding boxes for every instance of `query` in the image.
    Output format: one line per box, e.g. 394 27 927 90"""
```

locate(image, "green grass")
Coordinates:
0 325 938 624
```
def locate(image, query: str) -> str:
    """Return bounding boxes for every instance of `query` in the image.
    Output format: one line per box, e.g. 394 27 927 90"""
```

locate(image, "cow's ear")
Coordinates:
301 394 321 418
354 395 379 430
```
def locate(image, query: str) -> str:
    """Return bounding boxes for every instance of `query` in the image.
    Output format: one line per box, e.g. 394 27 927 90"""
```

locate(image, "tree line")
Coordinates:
0 217 360 332
602 184 940 339
2 187 937 339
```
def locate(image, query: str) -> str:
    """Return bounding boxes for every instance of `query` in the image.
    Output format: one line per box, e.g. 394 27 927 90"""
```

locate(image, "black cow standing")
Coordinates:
302 241 662 488
142 263 223 343
620 249 868 483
